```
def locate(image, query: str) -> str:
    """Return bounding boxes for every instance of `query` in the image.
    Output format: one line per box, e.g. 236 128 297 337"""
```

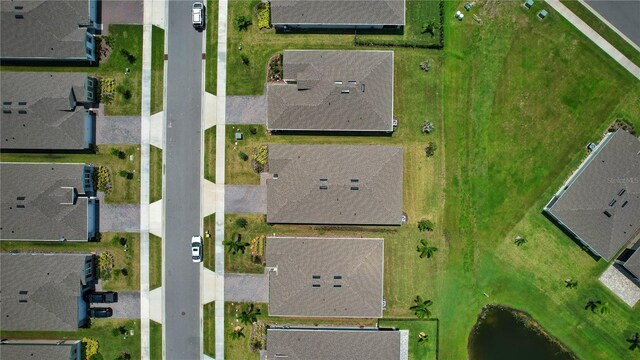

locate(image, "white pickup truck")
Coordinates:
192 2 205 31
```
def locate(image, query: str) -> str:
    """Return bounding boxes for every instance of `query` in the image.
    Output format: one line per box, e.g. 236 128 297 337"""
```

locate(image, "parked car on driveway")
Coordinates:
89 307 113 318
192 236 203 263
88 291 118 303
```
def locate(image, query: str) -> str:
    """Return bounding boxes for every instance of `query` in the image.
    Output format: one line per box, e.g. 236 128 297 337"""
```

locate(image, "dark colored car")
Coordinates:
89 291 118 303
89 307 113 318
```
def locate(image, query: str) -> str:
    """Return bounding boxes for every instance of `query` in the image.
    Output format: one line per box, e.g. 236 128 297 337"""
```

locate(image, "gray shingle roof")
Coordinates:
624 249 640 279
266 144 403 225
270 0 405 26
0 253 92 331
0 162 93 241
266 237 384 317
266 328 402 360
0 339 81 360
1 72 93 150
0 0 93 60
267 50 394 131
545 130 640 260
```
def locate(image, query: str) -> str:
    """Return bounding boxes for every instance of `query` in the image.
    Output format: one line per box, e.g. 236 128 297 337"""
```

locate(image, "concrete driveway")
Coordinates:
108 291 141 319
225 185 267 213
100 0 143 34
226 95 266 125
97 193 140 232
225 274 269 303
96 116 141 144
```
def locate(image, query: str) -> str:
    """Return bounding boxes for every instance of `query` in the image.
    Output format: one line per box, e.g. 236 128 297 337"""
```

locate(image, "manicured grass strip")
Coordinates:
379 319 438 360
149 234 162 290
150 145 163 203
151 26 165 114
204 214 216 271
204 302 216 357
0 319 140 360
0 144 141 204
205 0 219 94
150 321 162 360
204 126 216 183
560 0 640 67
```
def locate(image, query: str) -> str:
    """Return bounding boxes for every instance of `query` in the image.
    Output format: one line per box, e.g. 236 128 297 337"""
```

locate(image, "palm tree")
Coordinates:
223 238 250 254
514 235 527 246
417 239 438 259
230 325 245 339
584 298 602 313
410 296 433 319
599 301 610 314
418 219 434 232
239 304 261 325
418 332 430 346
626 332 639 351
564 278 578 288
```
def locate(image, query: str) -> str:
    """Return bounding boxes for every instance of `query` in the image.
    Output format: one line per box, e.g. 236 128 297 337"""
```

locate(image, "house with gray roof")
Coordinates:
0 339 82 360
265 328 408 360
1 72 97 151
267 50 394 132
267 144 403 225
0 163 96 242
544 130 640 261
0 252 95 331
266 237 384 317
0 0 98 62
621 248 640 280
270 0 405 30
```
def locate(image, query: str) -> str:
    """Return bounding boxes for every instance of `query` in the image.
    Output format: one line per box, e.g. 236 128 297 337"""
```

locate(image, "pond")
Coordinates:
468 305 576 360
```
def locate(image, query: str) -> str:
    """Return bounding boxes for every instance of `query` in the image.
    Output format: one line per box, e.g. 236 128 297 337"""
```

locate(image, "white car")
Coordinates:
191 236 203 263
192 2 205 30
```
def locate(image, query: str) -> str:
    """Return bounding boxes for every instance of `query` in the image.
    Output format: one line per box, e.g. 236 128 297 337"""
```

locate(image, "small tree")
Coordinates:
236 15 252 31
425 142 437 157
418 332 430 346
585 298 602 313
240 54 250 66
514 235 527 246
418 219 435 232
422 20 437 36
420 60 430 72
235 217 248 229
564 278 578 288
239 151 249 161
417 239 438 259
223 238 250 254
230 325 245 339
119 237 128 246
410 296 433 319
627 332 639 351
239 304 261 324
422 121 434 133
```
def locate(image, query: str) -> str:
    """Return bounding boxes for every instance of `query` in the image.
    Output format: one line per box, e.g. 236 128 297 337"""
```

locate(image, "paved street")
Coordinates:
584 0 640 47
163 1 203 358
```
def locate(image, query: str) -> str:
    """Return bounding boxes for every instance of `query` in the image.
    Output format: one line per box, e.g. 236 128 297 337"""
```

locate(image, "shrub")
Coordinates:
239 151 249 161
119 237 128 246
257 2 271 29
119 170 129 178
82 337 99 360
119 49 136 64
250 127 258 135
236 15 252 31
240 54 250 66
110 148 120 157
425 142 438 157
252 145 268 172
235 217 248 229
98 251 115 273
418 219 435 232
94 166 112 193
250 235 266 263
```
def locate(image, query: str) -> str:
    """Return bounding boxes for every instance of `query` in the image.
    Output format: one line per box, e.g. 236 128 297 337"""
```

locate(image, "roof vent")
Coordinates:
618 189 626 196
609 199 617 207
621 201 628 208
361 84 365 92
351 179 359 183
348 80 356 84
341 89 350 94
334 80 343 85
319 185 328 190
312 284 320 288
603 211 612 218
351 186 359 190
312 275 320 279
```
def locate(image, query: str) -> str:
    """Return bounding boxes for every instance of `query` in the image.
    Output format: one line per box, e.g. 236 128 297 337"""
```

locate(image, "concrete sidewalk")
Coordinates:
546 0 640 80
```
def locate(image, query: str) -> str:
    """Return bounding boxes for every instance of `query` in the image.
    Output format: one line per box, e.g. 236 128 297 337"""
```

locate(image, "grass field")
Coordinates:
150 321 162 360
379 319 438 360
0 144 141 204
150 234 162 290
204 302 216 357
560 0 640 67
150 145 163 203
206 0 220 94
220 1 640 359
204 126 216 183
151 26 165 114
0 319 140 360
204 214 216 271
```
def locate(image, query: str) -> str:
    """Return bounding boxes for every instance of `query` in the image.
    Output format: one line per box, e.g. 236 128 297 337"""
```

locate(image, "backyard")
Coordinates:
221 0 640 359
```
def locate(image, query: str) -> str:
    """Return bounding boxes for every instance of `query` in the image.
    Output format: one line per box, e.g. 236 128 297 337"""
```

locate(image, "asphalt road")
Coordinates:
164 1 203 359
584 0 640 47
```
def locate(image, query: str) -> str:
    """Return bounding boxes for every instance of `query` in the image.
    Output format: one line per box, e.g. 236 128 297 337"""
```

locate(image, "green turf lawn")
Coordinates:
204 302 216 357
204 214 216 271
1 25 143 116
0 320 140 360
379 319 438 360
0 233 141 291
204 126 217 183
150 234 162 290
560 0 640 67
206 0 220 94
0 144 141 204
150 145 163 203
151 26 165 114
150 320 162 360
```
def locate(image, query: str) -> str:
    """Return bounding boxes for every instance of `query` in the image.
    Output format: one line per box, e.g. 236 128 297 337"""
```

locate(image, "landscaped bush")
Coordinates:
82 337 99 360
239 151 249 161
99 78 116 104
98 251 115 279
240 54 250 66
257 2 271 29
250 235 266 264
267 54 282 82
94 166 112 193
235 15 252 31
252 145 268 173
424 142 438 157
235 217 248 229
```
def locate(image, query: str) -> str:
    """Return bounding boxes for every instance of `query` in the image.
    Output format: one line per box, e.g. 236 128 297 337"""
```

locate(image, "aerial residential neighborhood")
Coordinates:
0 0 638 360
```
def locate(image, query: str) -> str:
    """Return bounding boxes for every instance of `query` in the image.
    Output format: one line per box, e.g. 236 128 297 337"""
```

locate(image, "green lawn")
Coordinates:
0 319 140 360
379 319 438 360
560 0 640 67
1 25 143 116
150 234 162 290
150 320 162 360
151 26 165 114
0 144 141 204
206 0 220 94
204 302 216 357
0 232 140 291
150 145 163 203
204 214 216 271
204 126 217 183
